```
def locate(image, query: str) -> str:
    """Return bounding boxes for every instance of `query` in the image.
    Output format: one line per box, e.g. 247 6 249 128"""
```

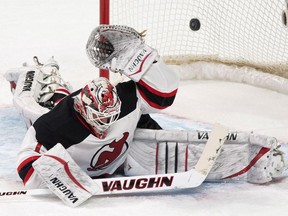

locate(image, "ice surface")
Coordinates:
0 1 288 215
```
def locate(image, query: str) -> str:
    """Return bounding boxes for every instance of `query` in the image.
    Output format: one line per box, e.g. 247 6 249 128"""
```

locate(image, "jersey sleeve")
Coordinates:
135 58 179 113
16 126 47 188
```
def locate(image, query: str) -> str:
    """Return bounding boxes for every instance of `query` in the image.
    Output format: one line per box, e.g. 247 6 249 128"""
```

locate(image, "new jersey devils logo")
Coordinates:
87 132 129 171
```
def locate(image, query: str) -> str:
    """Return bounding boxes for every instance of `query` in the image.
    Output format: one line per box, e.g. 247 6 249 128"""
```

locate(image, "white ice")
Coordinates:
1 1 288 215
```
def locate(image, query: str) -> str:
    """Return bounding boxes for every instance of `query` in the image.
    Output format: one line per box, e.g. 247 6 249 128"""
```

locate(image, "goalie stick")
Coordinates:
0 124 228 204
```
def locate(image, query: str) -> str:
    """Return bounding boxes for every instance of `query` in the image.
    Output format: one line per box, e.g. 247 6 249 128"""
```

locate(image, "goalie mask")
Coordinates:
74 78 121 137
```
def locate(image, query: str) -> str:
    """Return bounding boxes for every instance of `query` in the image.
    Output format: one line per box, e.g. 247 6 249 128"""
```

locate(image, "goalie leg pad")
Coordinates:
124 129 287 184
32 143 98 207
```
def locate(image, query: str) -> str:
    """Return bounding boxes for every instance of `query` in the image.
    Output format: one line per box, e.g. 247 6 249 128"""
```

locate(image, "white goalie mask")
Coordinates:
74 78 121 135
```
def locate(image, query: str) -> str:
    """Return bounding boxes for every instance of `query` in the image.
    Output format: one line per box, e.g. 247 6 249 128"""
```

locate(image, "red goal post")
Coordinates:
100 0 288 81
99 0 110 79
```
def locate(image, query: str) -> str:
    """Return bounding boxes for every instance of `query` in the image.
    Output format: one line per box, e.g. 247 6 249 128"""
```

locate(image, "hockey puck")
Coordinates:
190 18 201 31
282 9 288 27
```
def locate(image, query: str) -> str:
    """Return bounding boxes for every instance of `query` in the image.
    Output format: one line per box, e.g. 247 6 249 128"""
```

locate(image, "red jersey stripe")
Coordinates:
138 79 178 98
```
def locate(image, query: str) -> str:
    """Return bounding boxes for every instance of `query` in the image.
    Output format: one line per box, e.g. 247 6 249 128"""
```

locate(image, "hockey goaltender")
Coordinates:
4 25 287 207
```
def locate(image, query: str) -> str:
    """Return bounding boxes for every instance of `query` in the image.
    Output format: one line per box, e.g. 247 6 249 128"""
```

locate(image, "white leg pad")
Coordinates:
125 129 287 184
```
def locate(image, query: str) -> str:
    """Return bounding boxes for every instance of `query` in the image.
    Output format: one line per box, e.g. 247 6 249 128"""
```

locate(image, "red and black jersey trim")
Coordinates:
136 80 177 109
17 155 41 185
17 143 43 185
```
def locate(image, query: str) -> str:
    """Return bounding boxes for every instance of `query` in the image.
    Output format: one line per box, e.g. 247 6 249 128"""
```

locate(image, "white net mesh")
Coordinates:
109 0 288 78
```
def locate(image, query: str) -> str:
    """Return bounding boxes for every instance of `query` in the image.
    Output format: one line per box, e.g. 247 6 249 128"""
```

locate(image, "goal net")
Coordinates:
106 0 288 79
100 0 288 94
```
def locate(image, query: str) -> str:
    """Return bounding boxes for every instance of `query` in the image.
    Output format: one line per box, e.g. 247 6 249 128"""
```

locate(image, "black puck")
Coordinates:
190 18 201 31
282 10 288 27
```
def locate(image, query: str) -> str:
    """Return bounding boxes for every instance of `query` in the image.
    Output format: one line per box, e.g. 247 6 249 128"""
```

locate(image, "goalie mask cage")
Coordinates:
100 0 288 80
